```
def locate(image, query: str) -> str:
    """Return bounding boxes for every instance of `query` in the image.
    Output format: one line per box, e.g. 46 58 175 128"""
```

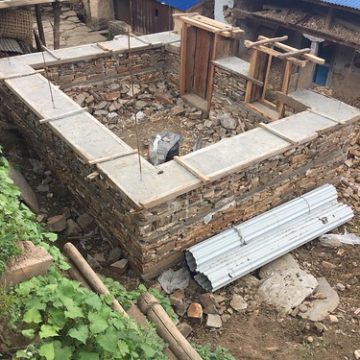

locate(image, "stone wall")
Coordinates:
0 76 353 277
134 123 353 276
0 43 356 279
44 47 165 88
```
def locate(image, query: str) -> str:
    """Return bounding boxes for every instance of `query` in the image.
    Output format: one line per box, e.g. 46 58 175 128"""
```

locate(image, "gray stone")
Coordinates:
257 269 318 313
108 246 122 263
47 214 67 232
299 277 340 322
206 314 222 328
36 184 50 192
170 289 187 316
77 213 94 230
199 293 218 314
177 322 192 338
94 101 108 110
107 112 119 124
9 165 40 213
110 259 128 275
135 100 148 110
259 254 300 279
219 113 237 130
65 219 81 236
230 294 247 311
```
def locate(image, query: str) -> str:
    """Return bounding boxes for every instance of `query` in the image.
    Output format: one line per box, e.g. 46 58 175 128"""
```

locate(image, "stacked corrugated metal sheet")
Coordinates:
186 184 353 292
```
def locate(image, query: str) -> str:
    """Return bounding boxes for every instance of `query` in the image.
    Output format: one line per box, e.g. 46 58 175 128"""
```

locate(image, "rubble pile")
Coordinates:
66 80 248 156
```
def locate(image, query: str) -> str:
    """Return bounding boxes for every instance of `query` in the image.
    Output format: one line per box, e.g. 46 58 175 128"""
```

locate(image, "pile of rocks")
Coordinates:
66 80 248 156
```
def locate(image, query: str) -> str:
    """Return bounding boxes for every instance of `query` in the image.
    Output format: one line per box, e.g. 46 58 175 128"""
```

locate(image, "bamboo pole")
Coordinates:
63 243 128 317
138 292 203 360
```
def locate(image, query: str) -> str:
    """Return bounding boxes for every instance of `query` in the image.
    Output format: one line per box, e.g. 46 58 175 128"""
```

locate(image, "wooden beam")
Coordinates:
179 15 243 38
245 49 260 103
88 150 138 165
277 48 311 59
278 61 293 117
179 23 188 95
258 36 325 64
174 156 209 182
261 53 273 100
244 35 288 49
205 33 218 114
52 1 61 49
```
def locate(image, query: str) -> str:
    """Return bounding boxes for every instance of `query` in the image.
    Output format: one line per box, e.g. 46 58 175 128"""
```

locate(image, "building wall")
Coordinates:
0 46 355 278
331 44 360 107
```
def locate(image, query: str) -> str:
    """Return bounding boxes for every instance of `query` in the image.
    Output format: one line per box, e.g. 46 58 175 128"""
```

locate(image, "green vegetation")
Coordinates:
13 269 167 360
0 147 236 360
0 150 61 275
103 277 178 323
194 343 236 360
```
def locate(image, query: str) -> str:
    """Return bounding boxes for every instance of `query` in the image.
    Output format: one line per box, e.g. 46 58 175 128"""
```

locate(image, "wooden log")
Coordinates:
244 35 288 49
277 48 311 59
138 292 202 360
52 1 61 49
65 249 178 359
67 260 91 289
63 243 128 317
257 36 325 64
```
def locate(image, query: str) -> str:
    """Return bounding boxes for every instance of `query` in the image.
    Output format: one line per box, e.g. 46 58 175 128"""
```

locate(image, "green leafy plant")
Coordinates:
0 149 65 274
103 277 178 323
194 343 236 360
13 268 167 360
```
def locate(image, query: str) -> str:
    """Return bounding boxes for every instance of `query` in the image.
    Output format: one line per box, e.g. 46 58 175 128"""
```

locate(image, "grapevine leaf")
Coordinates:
78 352 99 360
68 324 89 344
39 324 59 339
21 329 35 339
23 308 42 324
38 343 55 360
88 312 108 334
96 328 118 353
118 340 130 356
53 341 73 360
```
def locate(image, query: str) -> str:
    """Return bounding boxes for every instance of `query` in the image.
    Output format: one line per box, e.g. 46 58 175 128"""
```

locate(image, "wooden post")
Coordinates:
244 49 260 103
52 1 62 49
278 60 293 117
35 5 46 47
138 292 202 360
179 23 188 95
261 53 272 100
325 8 335 30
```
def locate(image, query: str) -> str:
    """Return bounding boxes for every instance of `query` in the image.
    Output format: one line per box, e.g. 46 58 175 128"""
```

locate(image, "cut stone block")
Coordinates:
1 241 53 286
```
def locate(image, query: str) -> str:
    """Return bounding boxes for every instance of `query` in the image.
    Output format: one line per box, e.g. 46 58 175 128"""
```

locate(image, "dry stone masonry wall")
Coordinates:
0 35 358 278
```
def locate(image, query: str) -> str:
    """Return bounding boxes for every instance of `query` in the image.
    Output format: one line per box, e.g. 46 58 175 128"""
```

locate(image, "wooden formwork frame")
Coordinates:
176 14 244 115
244 35 325 120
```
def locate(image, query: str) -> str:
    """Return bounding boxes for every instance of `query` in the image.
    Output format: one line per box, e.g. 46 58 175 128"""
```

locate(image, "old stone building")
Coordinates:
228 0 360 106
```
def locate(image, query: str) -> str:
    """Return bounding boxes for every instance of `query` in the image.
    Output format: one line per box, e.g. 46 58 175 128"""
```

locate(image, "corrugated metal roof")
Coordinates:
320 0 360 10
155 0 202 11
0 37 23 53
186 184 353 292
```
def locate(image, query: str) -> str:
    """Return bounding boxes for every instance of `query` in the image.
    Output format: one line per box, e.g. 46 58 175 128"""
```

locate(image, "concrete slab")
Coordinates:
268 110 336 144
289 89 360 124
97 36 147 52
138 31 180 45
0 58 36 78
213 56 250 78
6 74 131 162
182 128 291 179
99 156 199 207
